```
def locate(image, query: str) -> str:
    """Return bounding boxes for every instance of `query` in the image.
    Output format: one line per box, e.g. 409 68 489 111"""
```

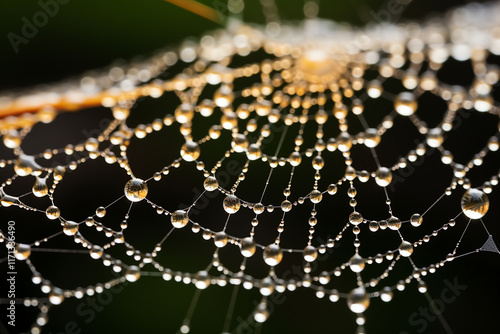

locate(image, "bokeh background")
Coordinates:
1 0 500 333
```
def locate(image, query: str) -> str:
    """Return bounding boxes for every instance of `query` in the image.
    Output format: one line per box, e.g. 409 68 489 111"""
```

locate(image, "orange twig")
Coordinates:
162 0 224 24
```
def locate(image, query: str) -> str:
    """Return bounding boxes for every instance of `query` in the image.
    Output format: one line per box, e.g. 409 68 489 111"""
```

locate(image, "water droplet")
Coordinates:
204 176 218 191
312 155 324 170
14 155 41 177
410 214 423 227
364 128 381 148
337 133 352 152
32 177 48 197
214 85 234 108
96 206 106 218
85 138 99 152
180 141 200 162
387 216 401 230
214 232 228 247
90 245 103 259
253 203 264 215
263 244 283 266
394 92 417 116
124 178 148 202
247 143 262 160
349 212 363 225
461 188 489 219
380 287 393 302
53 166 65 181
63 221 79 236
417 280 427 293
231 134 249 153
319 272 330 285
369 221 379 232
49 288 64 305
347 287 370 313
46 206 60 220
349 254 365 272
171 210 189 228
125 266 141 282
327 184 337 195
399 241 413 257
257 276 274 296
112 107 129 120
367 80 383 98
194 271 210 289
281 200 292 212
253 301 269 323
14 243 31 260
240 237 256 257
375 167 392 187
223 195 240 214
3 130 21 148
289 151 302 166
1 190 18 207
309 190 323 203
303 245 318 262
426 128 443 148
175 103 194 124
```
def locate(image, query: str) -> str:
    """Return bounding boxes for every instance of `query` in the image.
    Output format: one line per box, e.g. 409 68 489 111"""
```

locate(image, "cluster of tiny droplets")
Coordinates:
1 1 500 333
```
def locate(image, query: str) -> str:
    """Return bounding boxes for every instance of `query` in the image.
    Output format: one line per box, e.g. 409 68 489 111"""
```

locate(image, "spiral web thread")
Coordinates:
1 1 500 333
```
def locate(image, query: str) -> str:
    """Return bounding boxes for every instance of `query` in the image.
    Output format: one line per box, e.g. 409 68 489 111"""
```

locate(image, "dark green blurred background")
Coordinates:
1 1 500 334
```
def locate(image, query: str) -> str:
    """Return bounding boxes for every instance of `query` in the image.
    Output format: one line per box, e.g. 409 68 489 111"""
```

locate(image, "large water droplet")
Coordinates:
63 221 79 236
364 128 381 148
240 237 256 257
194 271 210 289
375 167 392 187
214 232 228 247
171 210 189 228
49 287 65 305
399 240 413 257
309 190 323 203
46 205 60 220
387 216 401 230
124 178 148 202
231 134 249 153
347 287 370 313
14 155 41 177
253 301 269 323
263 244 283 266
32 177 48 197
203 176 218 191
394 92 417 116
125 266 141 282
303 245 318 262
180 141 200 162
410 214 422 227
90 245 103 259
223 195 240 214
14 243 31 260
349 212 363 225
461 188 489 219
349 254 365 273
